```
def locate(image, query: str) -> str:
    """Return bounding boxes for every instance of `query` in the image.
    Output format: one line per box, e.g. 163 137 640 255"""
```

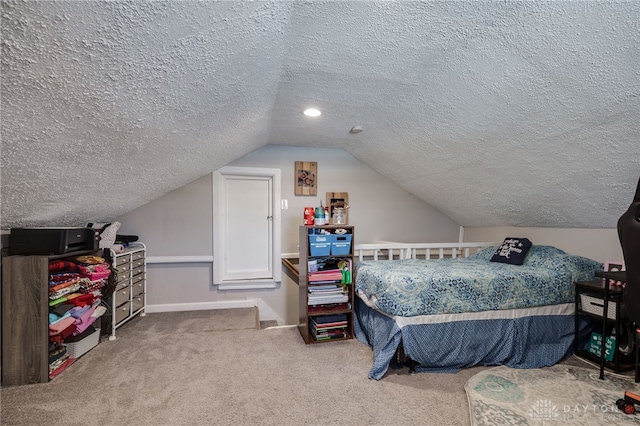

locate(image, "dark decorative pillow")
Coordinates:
490 238 533 265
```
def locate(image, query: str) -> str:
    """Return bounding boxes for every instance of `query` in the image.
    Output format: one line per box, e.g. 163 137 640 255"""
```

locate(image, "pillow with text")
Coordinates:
490 237 533 265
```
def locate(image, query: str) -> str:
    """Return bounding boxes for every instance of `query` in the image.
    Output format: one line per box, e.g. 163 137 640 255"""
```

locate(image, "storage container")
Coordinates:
331 234 352 255
114 286 130 306
132 295 144 313
580 294 622 320
65 328 100 358
114 301 131 324
331 207 346 225
309 243 331 256
309 234 333 256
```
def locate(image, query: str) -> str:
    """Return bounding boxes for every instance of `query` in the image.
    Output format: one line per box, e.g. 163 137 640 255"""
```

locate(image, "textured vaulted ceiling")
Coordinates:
2 0 639 229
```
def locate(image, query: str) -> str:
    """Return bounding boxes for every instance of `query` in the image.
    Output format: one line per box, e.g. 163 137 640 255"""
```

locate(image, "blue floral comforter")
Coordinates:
354 245 603 317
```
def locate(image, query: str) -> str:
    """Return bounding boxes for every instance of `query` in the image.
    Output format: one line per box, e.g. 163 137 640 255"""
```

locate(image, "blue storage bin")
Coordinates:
309 234 333 244
331 234 352 255
310 243 331 256
309 234 333 256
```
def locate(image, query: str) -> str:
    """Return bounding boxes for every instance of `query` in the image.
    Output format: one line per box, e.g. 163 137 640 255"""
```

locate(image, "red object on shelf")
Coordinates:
304 207 315 225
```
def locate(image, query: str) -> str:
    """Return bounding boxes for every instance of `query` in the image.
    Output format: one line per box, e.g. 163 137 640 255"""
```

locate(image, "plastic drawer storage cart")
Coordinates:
108 243 146 340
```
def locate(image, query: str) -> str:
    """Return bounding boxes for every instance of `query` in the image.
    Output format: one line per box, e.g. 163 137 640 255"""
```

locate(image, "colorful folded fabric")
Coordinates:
49 311 72 325
49 283 82 300
80 278 105 293
76 262 111 281
68 304 92 318
68 293 96 307
49 357 74 379
72 309 96 335
72 255 105 265
49 278 81 293
49 272 80 284
77 262 110 274
49 296 68 307
49 353 70 372
49 325 75 343
48 260 78 272
49 316 75 335
92 271 111 281
48 344 67 364
49 292 85 307
52 303 74 316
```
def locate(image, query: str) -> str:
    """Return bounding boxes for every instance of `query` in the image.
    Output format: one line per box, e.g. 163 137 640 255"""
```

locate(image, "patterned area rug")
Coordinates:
465 364 640 425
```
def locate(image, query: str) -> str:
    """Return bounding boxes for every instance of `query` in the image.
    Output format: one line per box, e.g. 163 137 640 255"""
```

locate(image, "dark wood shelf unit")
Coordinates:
298 225 355 344
1 249 101 386
574 277 634 379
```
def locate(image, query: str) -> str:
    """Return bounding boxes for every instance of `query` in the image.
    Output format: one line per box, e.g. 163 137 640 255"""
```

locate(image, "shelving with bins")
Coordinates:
298 225 354 344
106 243 146 341
574 277 635 378
1 249 103 386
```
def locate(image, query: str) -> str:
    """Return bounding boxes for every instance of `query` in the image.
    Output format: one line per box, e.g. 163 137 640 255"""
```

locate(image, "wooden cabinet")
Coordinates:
298 225 354 344
107 243 146 341
1 249 100 386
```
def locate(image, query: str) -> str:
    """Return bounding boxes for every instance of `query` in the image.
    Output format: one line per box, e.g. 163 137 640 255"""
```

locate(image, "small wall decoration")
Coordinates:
295 161 317 196
326 192 349 224
604 260 625 287
604 261 624 272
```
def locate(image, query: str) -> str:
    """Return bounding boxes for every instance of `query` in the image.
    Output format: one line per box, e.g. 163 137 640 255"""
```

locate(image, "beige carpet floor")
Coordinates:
1 308 479 426
466 364 640 425
2 308 622 426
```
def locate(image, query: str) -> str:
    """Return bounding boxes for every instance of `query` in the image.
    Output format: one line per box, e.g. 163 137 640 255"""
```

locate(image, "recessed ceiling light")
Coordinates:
303 108 322 117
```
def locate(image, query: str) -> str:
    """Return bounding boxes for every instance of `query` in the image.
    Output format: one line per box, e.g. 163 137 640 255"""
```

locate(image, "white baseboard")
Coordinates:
146 300 257 313
263 324 298 330
145 298 286 325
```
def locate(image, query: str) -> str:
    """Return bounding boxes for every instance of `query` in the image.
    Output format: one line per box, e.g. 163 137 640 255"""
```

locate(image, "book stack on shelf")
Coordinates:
308 284 349 306
308 302 351 314
310 314 348 341
307 259 351 307
308 261 351 284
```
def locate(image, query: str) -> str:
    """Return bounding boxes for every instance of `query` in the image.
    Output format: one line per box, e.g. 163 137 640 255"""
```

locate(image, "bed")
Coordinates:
353 242 603 380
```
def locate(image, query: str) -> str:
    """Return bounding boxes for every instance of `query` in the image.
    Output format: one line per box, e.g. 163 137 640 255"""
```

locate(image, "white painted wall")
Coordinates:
115 145 461 325
464 227 623 264
2 143 628 325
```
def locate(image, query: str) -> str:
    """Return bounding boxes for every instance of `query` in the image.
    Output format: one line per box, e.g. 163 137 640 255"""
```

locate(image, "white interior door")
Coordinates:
224 176 271 280
213 167 281 289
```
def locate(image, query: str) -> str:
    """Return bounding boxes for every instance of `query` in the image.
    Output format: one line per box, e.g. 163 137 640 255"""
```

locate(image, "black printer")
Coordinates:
9 227 99 255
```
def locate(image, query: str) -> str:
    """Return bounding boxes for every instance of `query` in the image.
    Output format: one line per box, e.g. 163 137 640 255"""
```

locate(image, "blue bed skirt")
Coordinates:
354 298 579 380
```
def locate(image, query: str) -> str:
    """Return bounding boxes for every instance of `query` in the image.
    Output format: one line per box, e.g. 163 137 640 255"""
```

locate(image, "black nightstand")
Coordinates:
574 274 634 379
